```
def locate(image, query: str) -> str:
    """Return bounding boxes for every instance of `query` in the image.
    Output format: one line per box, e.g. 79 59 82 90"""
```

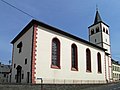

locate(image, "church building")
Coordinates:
11 10 112 84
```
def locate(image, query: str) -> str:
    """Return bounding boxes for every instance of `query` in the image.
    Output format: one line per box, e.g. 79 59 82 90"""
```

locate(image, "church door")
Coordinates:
16 65 22 83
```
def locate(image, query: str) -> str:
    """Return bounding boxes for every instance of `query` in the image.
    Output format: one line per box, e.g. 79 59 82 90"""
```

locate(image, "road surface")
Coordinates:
82 82 120 90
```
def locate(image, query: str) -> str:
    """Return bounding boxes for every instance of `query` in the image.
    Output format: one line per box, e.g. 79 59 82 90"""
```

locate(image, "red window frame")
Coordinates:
51 38 61 69
71 44 78 71
97 52 102 73
86 48 91 72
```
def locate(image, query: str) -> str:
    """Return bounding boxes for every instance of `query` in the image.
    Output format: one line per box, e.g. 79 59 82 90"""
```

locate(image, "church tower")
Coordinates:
88 9 111 55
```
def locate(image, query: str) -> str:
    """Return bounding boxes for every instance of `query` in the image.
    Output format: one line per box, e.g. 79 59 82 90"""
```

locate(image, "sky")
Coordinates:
0 0 120 64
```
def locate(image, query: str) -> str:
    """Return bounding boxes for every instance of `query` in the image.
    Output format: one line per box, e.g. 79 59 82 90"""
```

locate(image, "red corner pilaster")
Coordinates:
32 24 38 84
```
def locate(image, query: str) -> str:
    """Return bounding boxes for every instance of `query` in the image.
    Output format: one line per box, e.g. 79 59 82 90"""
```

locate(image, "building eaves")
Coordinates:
112 59 120 65
11 19 106 51
88 21 109 28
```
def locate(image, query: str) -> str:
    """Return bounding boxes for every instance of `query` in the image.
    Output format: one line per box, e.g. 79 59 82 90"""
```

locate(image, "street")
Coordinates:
82 82 120 90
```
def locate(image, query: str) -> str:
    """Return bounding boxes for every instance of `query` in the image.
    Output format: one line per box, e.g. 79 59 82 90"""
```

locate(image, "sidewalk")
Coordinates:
0 82 119 90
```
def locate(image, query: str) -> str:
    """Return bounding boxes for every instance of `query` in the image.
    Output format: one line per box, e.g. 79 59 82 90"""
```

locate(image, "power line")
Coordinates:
1 0 36 19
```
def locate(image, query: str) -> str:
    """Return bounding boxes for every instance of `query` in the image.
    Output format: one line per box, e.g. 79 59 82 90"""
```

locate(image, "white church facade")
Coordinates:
11 10 112 84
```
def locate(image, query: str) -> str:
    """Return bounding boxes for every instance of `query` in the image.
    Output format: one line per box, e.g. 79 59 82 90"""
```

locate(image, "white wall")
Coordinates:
89 23 102 46
101 23 111 54
112 63 120 81
35 26 106 84
90 32 102 46
105 55 112 82
11 26 33 83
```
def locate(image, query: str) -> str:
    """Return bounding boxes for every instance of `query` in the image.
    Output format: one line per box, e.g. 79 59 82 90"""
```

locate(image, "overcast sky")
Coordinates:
0 0 120 64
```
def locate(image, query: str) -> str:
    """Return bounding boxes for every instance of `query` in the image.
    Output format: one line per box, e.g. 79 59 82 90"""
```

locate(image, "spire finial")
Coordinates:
96 4 98 11
94 5 102 24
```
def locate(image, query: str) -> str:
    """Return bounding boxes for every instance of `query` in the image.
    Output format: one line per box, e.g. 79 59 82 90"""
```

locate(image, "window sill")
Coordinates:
98 72 102 74
86 70 92 73
71 68 78 71
51 65 61 69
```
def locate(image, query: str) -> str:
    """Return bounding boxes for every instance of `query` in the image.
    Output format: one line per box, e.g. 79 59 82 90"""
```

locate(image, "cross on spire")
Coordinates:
96 4 98 11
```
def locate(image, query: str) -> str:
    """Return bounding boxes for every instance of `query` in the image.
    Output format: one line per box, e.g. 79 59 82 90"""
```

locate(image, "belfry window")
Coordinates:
71 44 78 71
17 42 23 53
103 27 105 32
106 29 108 34
86 48 91 72
51 38 60 69
96 27 99 33
91 29 94 35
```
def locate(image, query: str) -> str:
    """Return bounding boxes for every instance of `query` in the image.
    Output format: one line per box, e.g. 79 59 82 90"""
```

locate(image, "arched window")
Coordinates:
96 27 99 33
51 38 60 69
97 52 102 73
91 29 94 35
103 27 105 32
71 44 78 71
106 29 108 34
86 48 91 72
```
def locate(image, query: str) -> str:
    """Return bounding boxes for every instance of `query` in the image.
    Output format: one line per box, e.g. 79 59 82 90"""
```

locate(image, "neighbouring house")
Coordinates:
11 10 112 84
112 59 120 81
0 62 11 83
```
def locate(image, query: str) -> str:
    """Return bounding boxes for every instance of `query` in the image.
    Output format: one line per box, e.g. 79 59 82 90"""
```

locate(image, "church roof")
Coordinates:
88 10 109 28
94 10 102 24
11 19 106 51
112 59 120 65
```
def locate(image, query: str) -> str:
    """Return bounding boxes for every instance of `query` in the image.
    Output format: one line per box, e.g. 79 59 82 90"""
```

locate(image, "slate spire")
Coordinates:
94 9 102 24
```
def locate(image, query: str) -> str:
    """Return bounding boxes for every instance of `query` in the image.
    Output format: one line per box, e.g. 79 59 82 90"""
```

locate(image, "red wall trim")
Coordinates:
31 24 38 84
